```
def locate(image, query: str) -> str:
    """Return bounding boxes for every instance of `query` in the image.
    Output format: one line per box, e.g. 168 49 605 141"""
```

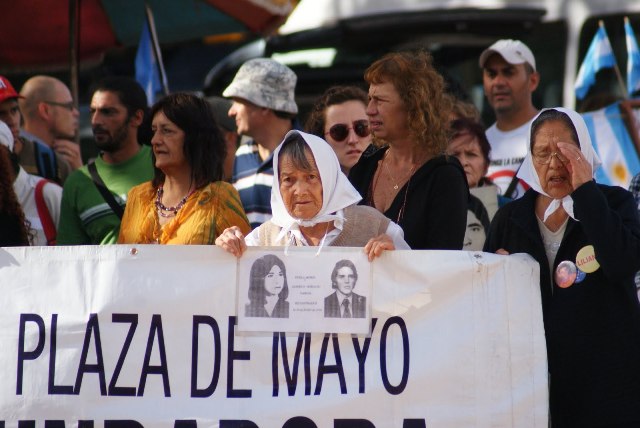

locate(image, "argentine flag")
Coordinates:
625 18 640 97
582 102 640 188
575 24 617 100
135 19 162 106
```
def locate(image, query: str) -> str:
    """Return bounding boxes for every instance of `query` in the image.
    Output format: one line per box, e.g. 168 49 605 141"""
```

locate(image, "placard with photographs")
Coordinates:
236 246 372 334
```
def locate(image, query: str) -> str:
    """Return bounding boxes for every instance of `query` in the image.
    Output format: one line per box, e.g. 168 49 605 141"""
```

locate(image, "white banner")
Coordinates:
0 246 548 427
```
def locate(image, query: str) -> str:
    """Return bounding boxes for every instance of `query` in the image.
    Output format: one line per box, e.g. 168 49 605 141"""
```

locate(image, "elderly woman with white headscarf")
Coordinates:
215 130 409 260
484 107 640 428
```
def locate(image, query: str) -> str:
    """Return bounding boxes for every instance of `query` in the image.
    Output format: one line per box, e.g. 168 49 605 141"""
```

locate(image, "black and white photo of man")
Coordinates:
324 259 366 318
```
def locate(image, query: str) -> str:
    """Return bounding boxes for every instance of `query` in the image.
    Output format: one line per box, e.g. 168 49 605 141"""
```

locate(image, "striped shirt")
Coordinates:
232 140 274 229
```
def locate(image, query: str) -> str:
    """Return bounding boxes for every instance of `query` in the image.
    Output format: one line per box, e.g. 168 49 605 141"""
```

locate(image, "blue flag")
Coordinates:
582 102 640 188
574 25 617 100
625 19 640 97
135 20 161 106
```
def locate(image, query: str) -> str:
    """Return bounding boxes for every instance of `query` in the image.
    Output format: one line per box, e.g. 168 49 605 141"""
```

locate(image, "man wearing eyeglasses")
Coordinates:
223 58 298 229
19 75 82 171
0 75 73 184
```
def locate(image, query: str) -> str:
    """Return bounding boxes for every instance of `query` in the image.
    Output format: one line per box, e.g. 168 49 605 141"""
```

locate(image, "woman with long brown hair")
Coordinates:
118 93 250 244
0 122 30 246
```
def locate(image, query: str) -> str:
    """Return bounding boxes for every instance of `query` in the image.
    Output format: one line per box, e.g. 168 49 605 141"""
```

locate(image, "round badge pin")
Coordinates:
574 268 587 283
576 245 600 274
555 260 577 288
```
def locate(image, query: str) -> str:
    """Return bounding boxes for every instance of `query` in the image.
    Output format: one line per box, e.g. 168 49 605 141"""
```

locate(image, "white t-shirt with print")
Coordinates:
485 119 533 199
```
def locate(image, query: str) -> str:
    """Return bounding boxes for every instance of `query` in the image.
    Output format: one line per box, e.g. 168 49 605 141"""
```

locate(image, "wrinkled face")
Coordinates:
463 210 486 251
447 134 488 188
324 100 370 172
279 149 324 220
47 83 79 139
264 265 284 296
151 111 187 172
482 54 537 115
0 99 21 140
531 119 579 199
228 98 263 137
335 266 356 296
90 90 131 153
366 81 408 142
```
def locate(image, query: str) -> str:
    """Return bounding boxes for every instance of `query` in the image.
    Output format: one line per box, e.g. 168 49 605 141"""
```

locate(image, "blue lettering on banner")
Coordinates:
226 316 252 398
17 313 172 398
17 314 46 395
0 418 427 427
48 314 74 394
191 315 221 398
272 332 312 396
380 317 410 395
14 313 411 405
109 314 138 396
75 313 106 395
314 333 346 395
138 314 170 397
352 318 378 393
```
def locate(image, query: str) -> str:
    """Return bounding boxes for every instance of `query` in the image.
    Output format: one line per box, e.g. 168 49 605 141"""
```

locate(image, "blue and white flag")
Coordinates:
575 25 617 100
582 102 640 188
135 19 161 106
625 18 640 97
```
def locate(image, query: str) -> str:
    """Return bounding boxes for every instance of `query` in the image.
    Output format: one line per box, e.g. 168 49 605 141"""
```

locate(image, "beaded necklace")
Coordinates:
155 185 195 218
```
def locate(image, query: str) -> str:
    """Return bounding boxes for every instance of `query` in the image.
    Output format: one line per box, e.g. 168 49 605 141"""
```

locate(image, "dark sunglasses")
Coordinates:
326 120 370 142
44 100 76 111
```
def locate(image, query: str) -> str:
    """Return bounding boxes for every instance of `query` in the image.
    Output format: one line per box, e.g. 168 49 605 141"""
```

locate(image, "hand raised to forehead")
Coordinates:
557 142 592 190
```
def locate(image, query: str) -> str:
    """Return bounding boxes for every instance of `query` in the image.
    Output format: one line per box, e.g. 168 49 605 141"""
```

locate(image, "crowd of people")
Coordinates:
1 38 640 427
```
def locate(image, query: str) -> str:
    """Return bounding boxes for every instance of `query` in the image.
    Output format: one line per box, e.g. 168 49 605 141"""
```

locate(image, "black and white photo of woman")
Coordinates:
246 254 289 318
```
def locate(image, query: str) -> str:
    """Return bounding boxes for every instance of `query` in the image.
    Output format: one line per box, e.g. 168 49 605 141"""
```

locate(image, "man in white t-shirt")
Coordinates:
479 39 540 199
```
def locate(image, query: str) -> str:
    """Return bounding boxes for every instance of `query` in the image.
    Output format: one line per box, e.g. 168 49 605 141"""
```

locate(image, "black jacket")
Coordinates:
485 181 640 427
349 147 468 250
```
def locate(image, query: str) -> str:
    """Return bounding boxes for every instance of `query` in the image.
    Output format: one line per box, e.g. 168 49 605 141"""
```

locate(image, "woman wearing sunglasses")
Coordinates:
305 85 371 175
349 51 468 250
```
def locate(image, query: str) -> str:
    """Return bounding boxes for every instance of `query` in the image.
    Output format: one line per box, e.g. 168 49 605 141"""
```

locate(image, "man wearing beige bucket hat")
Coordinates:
223 58 298 229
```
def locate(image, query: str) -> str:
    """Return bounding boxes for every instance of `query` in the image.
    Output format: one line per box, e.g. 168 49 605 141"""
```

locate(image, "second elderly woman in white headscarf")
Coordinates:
484 107 640 427
216 130 409 260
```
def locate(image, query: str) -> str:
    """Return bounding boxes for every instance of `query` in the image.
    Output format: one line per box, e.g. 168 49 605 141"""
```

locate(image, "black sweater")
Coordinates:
485 181 640 427
349 147 468 250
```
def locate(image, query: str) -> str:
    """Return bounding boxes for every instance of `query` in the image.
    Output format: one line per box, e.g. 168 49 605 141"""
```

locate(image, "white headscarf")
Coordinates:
270 130 363 241
0 122 14 152
517 107 601 221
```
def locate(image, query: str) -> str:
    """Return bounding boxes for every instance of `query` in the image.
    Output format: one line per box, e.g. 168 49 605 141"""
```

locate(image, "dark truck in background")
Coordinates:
202 0 640 125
